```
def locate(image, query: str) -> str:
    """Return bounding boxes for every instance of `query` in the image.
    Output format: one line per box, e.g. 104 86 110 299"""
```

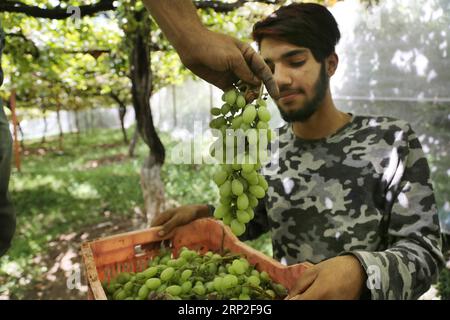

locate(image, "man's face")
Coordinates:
260 37 329 123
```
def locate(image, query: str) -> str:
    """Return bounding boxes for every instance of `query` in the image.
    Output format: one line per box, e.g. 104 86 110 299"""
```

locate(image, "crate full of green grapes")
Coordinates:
81 218 311 300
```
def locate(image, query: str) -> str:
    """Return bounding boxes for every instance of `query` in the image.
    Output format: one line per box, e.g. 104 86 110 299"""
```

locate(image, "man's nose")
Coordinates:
273 64 292 89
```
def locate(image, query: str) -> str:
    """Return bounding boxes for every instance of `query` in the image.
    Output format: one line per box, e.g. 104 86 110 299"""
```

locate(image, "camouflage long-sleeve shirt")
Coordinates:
238 114 444 300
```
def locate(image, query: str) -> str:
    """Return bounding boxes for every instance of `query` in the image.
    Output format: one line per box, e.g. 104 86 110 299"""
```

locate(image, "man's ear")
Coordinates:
326 53 339 77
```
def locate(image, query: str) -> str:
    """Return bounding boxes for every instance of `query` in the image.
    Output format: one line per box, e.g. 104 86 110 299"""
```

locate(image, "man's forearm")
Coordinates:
142 0 205 52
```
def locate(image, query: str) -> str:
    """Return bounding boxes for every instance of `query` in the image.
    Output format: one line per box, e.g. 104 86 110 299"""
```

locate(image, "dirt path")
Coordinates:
21 216 142 300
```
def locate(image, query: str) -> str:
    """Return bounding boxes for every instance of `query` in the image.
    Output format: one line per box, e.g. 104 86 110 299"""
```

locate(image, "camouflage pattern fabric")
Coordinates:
234 114 444 299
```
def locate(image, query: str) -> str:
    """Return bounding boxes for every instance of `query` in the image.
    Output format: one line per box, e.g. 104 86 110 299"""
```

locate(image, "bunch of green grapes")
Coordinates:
103 247 288 300
209 87 273 236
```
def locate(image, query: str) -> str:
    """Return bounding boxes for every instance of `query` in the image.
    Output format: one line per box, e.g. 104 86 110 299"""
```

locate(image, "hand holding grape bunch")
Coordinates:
210 86 273 236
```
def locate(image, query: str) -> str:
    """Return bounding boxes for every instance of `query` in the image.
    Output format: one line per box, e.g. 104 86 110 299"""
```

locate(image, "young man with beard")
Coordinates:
151 3 444 300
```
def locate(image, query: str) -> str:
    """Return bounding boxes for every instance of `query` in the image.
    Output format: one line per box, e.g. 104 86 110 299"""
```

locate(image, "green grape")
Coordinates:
257 121 269 130
231 116 243 130
211 107 222 116
222 212 233 226
247 208 255 220
265 289 276 299
123 281 134 293
248 194 259 208
221 164 233 174
267 129 275 142
260 271 270 282
215 117 226 128
239 293 251 300
142 266 158 278
208 262 218 275
249 185 265 199
167 259 178 267
236 95 246 109
179 249 192 261
221 103 232 115
214 204 230 219
219 180 232 198
160 267 175 282
145 278 161 291
258 175 269 191
193 284 206 296
240 123 251 132
181 269 193 282
220 196 232 205
224 89 237 105
231 219 246 236
227 264 236 275
206 281 215 293
246 129 258 145
232 162 242 171
114 289 128 300
257 107 271 122
232 260 246 275
236 210 251 224
241 163 254 174
209 119 219 130
213 277 224 292
181 281 193 294
231 179 244 196
239 258 249 269
213 170 228 186
166 285 182 296
135 273 146 281
159 255 170 265
116 272 131 284
273 283 288 296
242 105 256 124
236 177 247 190
237 193 249 210
243 171 259 185
156 283 167 294
138 285 150 300
223 275 239 289
256 98 267 107
247 275 261 287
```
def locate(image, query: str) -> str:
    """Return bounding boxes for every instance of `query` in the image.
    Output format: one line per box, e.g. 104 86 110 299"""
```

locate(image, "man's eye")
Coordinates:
290 61 305 67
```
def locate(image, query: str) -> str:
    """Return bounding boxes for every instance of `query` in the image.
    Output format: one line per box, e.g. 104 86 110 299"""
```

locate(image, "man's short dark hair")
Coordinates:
252 3 341 62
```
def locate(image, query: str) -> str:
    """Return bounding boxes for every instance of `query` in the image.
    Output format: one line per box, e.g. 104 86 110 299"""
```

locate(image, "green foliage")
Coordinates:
437 267 450 300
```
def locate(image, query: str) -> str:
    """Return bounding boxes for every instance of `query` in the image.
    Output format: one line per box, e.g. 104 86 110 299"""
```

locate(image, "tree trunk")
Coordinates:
110 92 128 144
128 125 139 157
41 109 47 144
119 106 128 144
129 12 166 226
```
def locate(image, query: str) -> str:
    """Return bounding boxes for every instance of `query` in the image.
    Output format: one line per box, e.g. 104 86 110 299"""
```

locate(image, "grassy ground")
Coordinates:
0 126 272 299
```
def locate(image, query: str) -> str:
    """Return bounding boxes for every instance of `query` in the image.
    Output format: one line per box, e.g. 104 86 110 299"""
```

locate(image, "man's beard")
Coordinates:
277 62 328 123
